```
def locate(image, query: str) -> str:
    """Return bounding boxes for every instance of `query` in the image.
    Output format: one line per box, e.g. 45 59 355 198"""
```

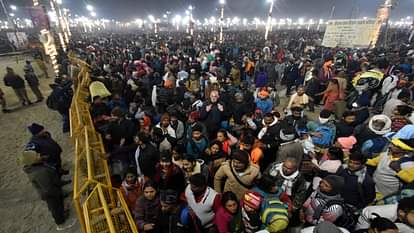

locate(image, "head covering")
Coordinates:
28 123 45 136
189 111 200 121
368 114 391 135
192 123 203 133
258 90 269 99
337 136 357 151
313 221 343 233
190 68 196 74
323 175 345 195
242 191 262 210
160 190 178 204
232 150 250 165
164 79 174 88
160 151 173 162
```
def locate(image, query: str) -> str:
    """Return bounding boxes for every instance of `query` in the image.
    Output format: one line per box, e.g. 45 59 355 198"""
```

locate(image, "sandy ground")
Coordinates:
0 55 80 233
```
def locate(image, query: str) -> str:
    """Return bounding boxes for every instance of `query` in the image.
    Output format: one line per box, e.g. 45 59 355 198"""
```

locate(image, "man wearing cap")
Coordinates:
26 123 69 176
367 137 414 199
214 150 260 200
21 149 75 231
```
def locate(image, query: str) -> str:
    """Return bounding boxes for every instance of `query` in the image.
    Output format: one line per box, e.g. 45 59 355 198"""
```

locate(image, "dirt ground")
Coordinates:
0 55 80 233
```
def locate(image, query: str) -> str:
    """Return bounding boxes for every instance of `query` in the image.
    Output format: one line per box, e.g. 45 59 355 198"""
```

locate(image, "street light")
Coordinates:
90 12 96 17
219 0 225 43
86 4 93 11
265 0 274 41
10 5 17 11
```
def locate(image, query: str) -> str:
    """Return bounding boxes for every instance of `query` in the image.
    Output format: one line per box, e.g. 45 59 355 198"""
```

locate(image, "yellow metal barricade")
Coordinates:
69 54 138 233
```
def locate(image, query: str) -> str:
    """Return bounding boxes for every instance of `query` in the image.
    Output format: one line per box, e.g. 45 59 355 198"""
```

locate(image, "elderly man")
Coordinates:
199 90 228 139
265 157 307 214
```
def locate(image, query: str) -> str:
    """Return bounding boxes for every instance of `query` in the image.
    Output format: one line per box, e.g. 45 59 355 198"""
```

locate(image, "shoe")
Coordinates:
2 109 11 113
28 102 33 105
60 179 72 186
56 218 76 231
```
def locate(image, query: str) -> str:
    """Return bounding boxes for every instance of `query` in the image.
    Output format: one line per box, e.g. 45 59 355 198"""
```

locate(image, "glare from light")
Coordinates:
219 0 225 4
9 13 15 17
148 15 155 22
86 5 93 11
90 12 96 17
267 0 274 3
10 5 17 11
56 0 63 4
189 5 193 10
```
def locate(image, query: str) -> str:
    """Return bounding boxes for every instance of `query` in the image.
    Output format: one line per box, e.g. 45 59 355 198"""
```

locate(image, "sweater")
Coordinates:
185 185 219 227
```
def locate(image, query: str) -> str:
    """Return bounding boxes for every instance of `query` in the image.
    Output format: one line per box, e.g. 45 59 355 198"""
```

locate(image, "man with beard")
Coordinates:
280 106 308 133
265 157 307 219
356 197 414 233
134 132 159 181
26 123 69 179
257 112 281 171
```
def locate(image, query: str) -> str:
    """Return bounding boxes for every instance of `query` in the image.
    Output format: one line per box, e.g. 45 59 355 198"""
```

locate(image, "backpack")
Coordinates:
312 125 334 148
314 199 358 231
46 91 61 110
361 136 389 159
260 197 289 228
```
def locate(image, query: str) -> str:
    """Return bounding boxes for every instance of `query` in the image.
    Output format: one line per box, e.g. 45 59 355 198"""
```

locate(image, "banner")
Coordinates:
29 6 50 30
7 32 29 49
322 19 377 48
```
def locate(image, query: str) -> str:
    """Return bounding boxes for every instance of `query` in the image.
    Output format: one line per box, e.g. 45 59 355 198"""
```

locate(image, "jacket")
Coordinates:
275 141 304 164
134 195 161 231
265 162 308 210
27 132 62 169
337 167 375 209
4 73 25 89
24 73 39 86
255 72 268 88
153 163 186 194
23 163 62 200
135 144 160 179
255 98 273 114
200 102 228 133
214 161 260 200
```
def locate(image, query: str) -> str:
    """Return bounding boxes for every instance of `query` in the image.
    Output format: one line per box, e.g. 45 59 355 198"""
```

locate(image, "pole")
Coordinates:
264 0 274 41
219 6 224 43
329 5 335 20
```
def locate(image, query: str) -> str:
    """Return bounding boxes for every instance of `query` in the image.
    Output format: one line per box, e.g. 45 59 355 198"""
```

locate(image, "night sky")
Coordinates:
3 0 414 20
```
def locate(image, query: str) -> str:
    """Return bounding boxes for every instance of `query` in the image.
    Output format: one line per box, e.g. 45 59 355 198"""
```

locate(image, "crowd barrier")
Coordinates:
69 55 138 233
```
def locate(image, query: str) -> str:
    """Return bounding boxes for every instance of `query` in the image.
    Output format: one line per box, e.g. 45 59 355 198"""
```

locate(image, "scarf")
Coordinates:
369 114 392 135
258 118 278 140
351 166 367 184
271 163 299 196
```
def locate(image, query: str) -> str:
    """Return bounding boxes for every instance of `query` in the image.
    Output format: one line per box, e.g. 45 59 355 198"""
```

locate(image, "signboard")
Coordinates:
322 19 377 48
29 6 50 30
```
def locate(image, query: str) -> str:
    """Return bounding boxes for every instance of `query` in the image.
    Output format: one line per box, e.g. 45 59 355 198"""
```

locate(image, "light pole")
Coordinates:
189 5 194 36
265 0 274 41
219 0 225 43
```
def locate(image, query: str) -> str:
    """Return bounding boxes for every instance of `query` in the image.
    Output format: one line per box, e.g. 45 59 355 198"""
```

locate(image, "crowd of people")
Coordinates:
18 29 414 233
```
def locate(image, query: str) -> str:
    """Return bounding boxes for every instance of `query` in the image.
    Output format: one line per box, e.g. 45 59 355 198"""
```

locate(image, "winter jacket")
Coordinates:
4 73 25 89
214 161 260 200
255 98 273 114
200 102 228 133
26 132 63 169
265 162 308 210
134 196 161 232
303 190 344 225
24 73 39 86
255 72 268 88
120 181 142 211
337 167 375 209
367 153 414 197
23 163 62 200
153 163 186 194
135 144 160 179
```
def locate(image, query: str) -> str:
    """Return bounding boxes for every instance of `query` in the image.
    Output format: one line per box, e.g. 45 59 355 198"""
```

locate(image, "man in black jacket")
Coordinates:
199 90 228 139
24 63 43 102
21 151 75 231
257 112 281 170
134 132 159 180
26 123 69 177
337 152 376 210
3 67 32 105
